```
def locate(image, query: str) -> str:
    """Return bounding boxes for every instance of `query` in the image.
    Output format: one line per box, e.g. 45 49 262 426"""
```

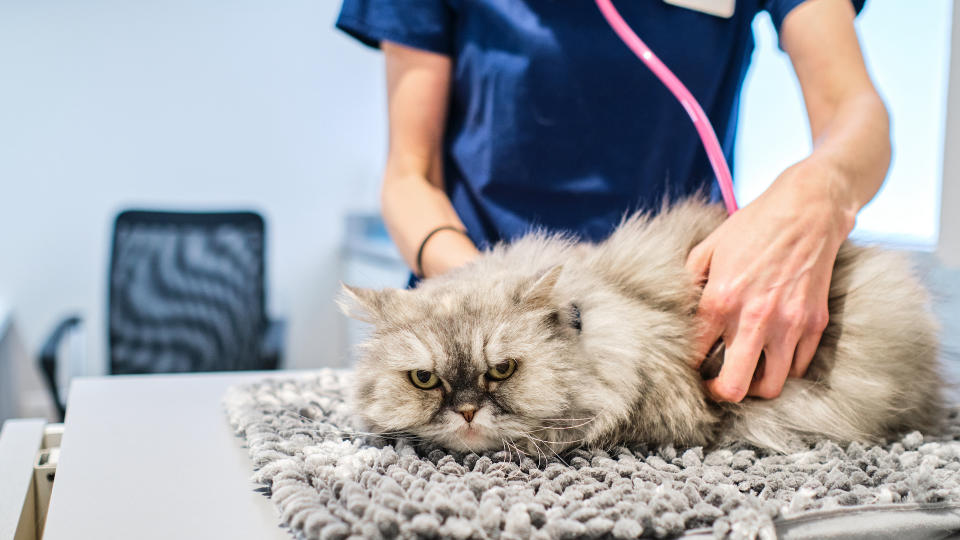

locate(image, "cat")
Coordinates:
339 198 945 455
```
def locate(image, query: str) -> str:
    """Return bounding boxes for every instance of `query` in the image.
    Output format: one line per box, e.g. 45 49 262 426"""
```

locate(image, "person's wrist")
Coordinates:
418 228 478 278
784 156 859 237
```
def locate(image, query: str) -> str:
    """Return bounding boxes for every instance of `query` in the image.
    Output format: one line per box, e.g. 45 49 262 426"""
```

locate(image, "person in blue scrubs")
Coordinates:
336 0 890 404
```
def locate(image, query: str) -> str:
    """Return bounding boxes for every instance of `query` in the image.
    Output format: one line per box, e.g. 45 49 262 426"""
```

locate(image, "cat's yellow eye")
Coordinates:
408 369 441 390
486 359 517 381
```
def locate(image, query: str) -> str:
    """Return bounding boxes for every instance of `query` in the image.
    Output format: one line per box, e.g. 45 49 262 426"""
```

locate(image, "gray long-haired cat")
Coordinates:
340 199 944 454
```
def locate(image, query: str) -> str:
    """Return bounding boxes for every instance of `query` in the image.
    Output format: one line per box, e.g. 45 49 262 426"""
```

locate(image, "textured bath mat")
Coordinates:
224 371 960 539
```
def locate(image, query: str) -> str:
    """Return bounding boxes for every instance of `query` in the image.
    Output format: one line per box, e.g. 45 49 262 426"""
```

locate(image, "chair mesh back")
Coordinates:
109 211 266 374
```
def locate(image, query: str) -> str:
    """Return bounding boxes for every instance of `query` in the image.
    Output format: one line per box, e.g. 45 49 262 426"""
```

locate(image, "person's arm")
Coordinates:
381 41 480 278
686 0 890 402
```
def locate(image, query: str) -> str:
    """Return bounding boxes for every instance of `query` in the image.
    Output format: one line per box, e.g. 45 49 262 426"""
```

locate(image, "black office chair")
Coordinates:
39 210 285 420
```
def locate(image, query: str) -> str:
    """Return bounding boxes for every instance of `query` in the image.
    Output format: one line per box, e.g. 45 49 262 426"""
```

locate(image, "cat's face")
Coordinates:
341 267 586 453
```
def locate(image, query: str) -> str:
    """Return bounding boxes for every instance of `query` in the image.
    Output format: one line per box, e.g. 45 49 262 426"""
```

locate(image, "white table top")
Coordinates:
43 371 315 540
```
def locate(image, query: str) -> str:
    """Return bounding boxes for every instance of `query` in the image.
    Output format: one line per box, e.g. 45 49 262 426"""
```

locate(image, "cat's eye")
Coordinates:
486 359 517 381
408 369 441 390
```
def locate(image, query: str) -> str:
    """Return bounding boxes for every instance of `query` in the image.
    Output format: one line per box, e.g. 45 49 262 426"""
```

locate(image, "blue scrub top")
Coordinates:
336 0 865 249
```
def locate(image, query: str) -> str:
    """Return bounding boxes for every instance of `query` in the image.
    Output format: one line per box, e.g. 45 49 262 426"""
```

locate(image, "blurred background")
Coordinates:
1 0 958 423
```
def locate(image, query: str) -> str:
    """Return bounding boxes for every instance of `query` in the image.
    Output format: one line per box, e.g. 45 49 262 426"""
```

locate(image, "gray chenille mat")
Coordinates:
224 371 960 540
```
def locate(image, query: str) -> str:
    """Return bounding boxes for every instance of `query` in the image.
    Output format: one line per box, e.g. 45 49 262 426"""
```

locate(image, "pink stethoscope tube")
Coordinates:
595 0 739 216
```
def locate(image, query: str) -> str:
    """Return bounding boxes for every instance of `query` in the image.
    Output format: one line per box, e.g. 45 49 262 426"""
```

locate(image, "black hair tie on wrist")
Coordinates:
415 226 468 279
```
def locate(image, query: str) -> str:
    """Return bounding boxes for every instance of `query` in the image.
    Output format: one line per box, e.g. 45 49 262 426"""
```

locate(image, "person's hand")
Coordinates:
685 158 858 402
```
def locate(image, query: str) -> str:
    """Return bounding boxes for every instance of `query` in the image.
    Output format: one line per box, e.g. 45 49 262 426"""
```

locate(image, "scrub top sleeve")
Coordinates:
336 0 454 56
764 0 867 35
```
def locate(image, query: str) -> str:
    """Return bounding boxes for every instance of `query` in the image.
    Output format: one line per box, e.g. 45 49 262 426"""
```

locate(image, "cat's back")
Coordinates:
575 199 725 312
818 242 943 430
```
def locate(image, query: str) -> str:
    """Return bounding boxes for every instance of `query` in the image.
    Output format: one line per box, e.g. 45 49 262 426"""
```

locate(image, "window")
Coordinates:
734 1 953 247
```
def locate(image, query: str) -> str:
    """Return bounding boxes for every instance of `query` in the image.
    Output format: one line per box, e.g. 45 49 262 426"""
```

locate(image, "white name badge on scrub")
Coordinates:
664 0 735 18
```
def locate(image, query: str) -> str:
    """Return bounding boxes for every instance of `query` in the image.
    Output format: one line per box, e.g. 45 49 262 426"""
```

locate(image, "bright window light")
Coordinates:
734 1 953 248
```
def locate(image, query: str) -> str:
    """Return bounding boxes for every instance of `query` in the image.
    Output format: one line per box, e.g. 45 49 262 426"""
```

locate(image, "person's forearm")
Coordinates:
800 89 891 230
379 41 480 279
381 169 480 278
779 0 891 232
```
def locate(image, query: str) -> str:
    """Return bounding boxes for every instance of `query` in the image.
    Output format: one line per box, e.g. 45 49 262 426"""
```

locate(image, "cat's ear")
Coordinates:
521 265 563 307
338 283 396 323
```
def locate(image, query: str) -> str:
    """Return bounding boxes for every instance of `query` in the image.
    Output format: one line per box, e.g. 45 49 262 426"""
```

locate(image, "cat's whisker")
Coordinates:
523 435 550 467
499 437 511 463
521 429 592 455
497 435 515 463
540 414 598 427
506 439 527 464
539 419 596 431
507 441 523 462
521 434 570 467
520 429 585 444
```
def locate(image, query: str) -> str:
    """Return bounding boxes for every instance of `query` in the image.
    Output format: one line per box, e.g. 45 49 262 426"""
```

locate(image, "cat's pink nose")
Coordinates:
458 406 477 423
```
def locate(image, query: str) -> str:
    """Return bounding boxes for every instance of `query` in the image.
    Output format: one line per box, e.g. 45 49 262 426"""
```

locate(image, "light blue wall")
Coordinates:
0 0 387 414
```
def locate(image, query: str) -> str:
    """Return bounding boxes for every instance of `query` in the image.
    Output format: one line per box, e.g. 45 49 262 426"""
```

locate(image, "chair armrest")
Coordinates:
259 318 286 370
38 315 82 421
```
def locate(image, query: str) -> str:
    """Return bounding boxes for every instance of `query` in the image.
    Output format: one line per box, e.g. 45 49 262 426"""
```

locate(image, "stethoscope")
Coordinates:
596 0 739 216
597 0 740 377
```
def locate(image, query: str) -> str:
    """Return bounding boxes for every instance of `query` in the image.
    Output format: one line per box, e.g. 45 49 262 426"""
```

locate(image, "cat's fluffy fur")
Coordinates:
341 199 944 454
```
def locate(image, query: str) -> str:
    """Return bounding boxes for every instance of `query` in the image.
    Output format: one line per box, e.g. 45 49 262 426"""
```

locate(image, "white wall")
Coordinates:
2 1 959 420
0 0 386 416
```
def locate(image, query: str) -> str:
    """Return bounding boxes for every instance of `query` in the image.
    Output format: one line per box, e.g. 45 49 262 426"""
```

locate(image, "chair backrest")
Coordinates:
108 211 267 374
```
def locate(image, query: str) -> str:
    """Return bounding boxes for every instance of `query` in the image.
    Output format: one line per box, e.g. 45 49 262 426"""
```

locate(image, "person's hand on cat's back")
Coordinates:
684 0 890 403
685 159 855 402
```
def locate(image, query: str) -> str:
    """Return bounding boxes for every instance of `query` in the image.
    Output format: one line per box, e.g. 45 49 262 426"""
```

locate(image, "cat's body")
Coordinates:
342 199 944 454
